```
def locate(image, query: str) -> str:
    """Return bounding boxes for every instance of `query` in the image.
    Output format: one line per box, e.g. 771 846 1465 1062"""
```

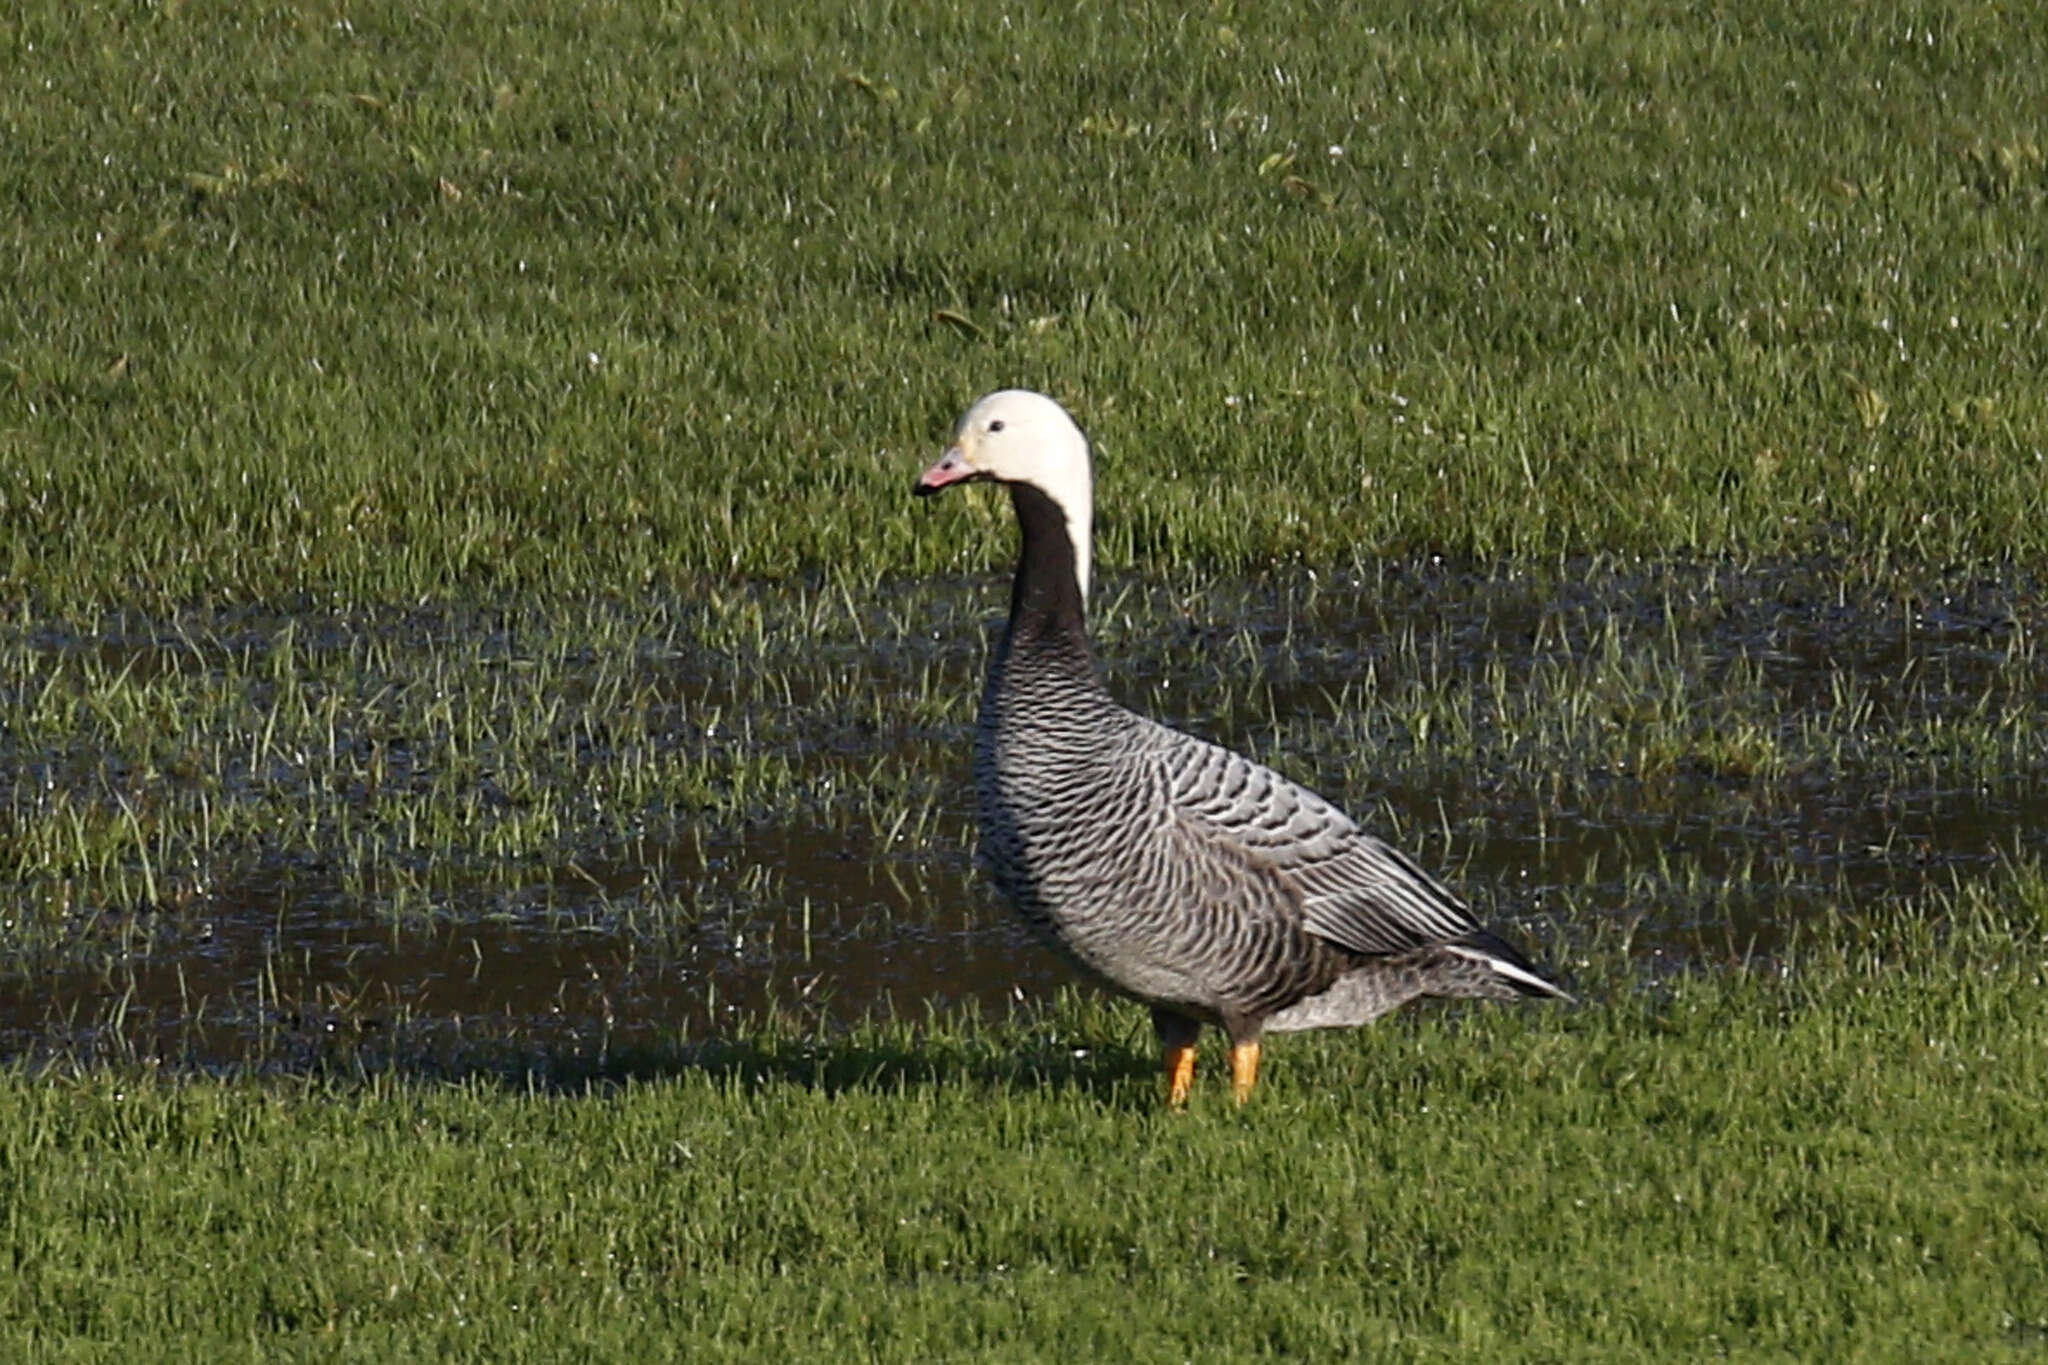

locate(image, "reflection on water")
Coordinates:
2 561 2042 1070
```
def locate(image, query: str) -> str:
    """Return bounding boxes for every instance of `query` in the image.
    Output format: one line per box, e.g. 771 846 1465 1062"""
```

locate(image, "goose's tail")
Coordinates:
1444 928 1575 1003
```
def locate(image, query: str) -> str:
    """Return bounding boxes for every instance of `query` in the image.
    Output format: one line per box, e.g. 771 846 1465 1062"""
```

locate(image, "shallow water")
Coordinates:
2 561 2043 1070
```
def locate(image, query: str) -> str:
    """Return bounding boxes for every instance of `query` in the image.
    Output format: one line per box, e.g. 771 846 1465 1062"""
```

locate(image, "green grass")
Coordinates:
5 1 2048 610
6 882 2048 1360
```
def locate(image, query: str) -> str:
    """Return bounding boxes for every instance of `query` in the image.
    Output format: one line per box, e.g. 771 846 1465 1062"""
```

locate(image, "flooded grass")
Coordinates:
4 562 2043 1072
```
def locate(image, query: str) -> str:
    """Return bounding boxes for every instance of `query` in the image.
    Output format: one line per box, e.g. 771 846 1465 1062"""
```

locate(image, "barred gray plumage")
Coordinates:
915 389 1569 1105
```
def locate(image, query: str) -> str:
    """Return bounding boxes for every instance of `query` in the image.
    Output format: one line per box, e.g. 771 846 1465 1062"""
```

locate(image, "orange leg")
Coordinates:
1165 1042 1198 1108
1154 1008 1202 1109
1229 1038 1261 1105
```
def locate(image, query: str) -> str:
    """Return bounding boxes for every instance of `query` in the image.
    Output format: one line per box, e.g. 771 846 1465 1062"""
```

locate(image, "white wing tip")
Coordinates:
1447 943 1575 1001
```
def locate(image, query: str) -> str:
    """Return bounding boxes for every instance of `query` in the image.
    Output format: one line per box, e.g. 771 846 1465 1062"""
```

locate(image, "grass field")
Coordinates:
5 0 2047 609
6 885 2048 1360
6 0 2048 1357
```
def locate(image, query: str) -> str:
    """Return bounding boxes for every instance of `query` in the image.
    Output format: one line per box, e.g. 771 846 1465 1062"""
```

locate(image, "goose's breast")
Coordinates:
974 715 1148 905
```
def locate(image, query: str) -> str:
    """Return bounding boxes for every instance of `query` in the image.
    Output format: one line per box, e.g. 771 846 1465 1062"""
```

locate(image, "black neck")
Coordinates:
1003 483 1093 667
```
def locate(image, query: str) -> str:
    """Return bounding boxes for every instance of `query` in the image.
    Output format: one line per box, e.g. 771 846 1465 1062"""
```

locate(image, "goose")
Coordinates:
914 389 1570 1106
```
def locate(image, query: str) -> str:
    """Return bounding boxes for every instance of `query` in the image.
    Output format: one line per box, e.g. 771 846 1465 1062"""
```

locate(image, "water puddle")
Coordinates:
2 561 2043 1070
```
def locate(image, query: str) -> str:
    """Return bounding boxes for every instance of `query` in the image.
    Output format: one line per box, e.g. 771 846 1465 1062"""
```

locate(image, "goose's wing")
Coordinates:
1152 723 1481 957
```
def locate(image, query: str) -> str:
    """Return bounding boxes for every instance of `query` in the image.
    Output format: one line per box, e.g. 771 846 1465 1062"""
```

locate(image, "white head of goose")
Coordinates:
916 387 1096 626
916 388 1569 1108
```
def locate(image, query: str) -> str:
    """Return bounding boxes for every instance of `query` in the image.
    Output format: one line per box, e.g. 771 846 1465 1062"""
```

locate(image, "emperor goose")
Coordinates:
914 389 1569 1106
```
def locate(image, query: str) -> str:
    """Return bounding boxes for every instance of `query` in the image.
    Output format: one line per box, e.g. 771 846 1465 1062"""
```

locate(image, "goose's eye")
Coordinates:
988 419 1006 433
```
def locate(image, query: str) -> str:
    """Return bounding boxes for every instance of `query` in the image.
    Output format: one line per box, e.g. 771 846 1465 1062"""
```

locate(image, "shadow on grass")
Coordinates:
10 1000 1169 1110
561 1029 1163 1107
